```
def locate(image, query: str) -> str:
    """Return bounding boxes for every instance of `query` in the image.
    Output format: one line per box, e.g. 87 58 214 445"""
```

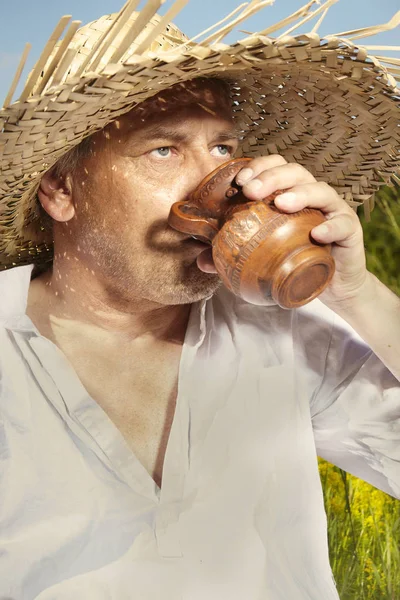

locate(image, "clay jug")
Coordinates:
168 157 335 308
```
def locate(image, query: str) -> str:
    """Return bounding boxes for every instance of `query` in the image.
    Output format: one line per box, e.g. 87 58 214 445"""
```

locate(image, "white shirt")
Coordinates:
0 264 399 600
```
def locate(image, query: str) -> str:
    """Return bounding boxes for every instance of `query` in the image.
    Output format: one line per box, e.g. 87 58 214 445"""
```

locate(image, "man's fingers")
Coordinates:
235 155 287 186
240 162 316 200
311 213 363 247
235 163 363 247
273 181 353 217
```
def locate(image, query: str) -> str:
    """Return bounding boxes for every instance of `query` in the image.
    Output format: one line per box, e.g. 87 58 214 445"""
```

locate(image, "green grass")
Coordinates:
319 183 400 599
360 185 400 296
319 460 400 599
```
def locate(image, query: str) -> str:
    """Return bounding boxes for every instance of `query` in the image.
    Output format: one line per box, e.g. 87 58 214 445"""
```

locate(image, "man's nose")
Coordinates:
185 154 223 197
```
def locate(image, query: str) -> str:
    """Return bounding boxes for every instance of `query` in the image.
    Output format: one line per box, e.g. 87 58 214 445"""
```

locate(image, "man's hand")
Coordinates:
236 155 368 311
235 155 400 380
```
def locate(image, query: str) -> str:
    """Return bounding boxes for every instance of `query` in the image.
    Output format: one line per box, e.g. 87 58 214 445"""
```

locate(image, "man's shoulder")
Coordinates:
206 286 359 363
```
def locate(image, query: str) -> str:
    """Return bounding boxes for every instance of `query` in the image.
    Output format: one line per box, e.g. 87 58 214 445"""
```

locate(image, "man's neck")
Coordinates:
27 263 191 347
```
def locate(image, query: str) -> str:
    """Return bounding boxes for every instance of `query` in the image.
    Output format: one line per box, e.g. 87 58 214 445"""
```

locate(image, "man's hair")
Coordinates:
52 135 93 179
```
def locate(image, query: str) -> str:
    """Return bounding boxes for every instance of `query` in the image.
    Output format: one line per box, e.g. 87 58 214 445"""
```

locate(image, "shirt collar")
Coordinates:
0 264 34 324
192 295 208 347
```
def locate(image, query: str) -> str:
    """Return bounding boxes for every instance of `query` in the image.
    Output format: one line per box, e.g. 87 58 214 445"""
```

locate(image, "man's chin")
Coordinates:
169 262 221 304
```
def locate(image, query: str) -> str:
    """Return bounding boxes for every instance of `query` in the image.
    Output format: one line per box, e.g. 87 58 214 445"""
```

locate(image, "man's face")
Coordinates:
64 79 239 305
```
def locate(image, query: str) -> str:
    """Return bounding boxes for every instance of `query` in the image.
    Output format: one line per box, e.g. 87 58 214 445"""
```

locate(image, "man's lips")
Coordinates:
184 238 218 274
196 246 217 274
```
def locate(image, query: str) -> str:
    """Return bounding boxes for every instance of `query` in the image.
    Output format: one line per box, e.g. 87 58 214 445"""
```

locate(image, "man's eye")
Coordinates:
150 147 171 158
212 145 233 157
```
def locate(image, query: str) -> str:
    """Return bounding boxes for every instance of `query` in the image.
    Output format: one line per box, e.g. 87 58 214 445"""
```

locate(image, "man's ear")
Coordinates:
37 170 75 222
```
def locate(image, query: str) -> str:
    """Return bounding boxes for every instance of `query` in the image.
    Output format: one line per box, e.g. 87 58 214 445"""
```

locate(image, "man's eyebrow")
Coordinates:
215 130 243 142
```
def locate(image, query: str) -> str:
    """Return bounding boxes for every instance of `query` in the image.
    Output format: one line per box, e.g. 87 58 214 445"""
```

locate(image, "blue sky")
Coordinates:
0 0 399 104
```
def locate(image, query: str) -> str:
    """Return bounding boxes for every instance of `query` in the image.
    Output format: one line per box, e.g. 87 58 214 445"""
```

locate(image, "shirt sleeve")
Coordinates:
295 300 400 500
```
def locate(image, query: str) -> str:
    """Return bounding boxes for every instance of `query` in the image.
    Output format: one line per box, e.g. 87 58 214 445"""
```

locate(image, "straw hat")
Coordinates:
0 0 399 271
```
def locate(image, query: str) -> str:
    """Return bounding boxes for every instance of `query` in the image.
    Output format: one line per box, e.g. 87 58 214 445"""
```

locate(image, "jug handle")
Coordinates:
168 201 219 244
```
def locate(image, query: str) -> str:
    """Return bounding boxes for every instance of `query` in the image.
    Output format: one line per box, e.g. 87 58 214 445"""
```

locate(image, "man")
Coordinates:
0 1 399 598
